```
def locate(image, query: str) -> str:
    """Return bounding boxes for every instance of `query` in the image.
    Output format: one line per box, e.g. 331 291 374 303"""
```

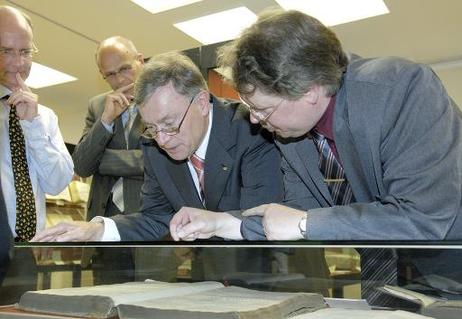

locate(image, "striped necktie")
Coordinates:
190 154 205 204
8 104 37 241
112 106 136 212
311 130 398 307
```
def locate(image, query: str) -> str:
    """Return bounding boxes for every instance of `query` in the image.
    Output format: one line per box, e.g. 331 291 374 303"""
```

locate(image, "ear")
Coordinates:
136 53 145 65
196 90 211 116
303 86 321 105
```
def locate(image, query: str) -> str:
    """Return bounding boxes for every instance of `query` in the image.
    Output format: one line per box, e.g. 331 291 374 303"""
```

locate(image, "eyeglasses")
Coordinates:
102 64 133 80
238 93 282 124
141 93 197 140
0 43 38 60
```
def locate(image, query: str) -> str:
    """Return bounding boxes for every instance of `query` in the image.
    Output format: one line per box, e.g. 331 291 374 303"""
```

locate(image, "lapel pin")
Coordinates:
222 165 229 171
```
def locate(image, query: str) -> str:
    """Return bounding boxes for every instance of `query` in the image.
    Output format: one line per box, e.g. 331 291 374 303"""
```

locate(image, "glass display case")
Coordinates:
1 242 461 318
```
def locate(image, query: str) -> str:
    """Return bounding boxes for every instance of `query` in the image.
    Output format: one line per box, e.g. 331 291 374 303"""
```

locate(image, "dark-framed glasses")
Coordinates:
0 42 38 60
238 93 282 123
141 93 198 140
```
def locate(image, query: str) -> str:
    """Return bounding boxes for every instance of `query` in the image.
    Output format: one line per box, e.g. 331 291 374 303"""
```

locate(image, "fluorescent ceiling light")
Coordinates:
174 7 257 45
131 0 202 14
26 62 77 89
275 0 389 26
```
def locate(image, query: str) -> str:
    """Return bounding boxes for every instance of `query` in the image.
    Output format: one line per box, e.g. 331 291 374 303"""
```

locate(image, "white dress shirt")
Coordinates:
0 85 74 237
98 105 213 241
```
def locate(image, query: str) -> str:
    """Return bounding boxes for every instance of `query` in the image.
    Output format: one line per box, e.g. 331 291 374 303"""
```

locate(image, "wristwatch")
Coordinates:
298 213 308 238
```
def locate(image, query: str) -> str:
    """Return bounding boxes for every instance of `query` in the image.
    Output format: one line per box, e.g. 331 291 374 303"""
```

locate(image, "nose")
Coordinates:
249 113 261 124
156 131 172 146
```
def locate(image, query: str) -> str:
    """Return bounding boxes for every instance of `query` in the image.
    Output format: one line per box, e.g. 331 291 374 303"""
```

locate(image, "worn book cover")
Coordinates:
18 280 325 319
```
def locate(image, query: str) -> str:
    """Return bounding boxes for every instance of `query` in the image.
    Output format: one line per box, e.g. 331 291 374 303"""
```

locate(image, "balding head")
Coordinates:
95 36 138 67
95 36 144 92
0 6 35 89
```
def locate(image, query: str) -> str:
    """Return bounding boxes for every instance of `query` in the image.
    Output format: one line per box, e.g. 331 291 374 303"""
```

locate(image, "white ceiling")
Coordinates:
1 0 461 144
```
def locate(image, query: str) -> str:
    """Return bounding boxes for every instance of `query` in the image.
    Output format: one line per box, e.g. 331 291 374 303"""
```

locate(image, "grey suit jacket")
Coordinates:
72 92 145 219
112 96 283 241
278 57 462 240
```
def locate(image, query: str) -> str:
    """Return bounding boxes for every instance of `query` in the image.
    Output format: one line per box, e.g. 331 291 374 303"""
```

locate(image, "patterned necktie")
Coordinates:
190 154 205 204
8 104 37 241
112 106 136 212
311 130 397 307
311 130 354 205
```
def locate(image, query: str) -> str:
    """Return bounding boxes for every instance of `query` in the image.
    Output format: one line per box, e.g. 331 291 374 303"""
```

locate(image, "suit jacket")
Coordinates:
278 57 462 240
112 96 283 241
72 92 145 219
0 181 12 286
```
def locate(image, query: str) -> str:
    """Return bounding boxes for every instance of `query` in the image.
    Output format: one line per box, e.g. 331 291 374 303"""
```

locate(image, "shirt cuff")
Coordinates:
91 216 121 241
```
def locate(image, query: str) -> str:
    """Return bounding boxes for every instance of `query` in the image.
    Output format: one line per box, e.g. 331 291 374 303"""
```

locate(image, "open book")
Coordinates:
379 285 462 319
18 280 326 319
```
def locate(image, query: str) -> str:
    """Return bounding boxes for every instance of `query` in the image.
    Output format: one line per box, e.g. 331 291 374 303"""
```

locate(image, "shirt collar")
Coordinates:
193 103 213 160
313 95 336 141
0 84 11 99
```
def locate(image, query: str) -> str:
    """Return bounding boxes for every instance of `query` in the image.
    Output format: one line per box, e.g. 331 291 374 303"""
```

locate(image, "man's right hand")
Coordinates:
101 83 134 125
31 221 104 242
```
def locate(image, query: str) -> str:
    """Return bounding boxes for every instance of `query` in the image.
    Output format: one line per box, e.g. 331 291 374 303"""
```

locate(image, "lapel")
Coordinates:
332 83 376 202
203 98 234 210
113 116 127 148
165 157 204 208
127 111 144 148
279 136 333 206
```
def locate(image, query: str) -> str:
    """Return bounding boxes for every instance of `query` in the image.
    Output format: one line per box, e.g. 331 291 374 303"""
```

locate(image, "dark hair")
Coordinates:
135 51 207 106
217 9 347 98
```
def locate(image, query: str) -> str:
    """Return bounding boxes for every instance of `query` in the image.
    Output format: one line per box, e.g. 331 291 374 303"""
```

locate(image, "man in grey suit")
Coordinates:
174 9 462 305
71 36 145 284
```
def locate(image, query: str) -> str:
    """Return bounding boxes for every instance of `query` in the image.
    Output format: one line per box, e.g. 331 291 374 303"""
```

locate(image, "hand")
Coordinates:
31 221 104 242
101 83 134 125
7 73 38 121
170 207 219 241
242 203 306 240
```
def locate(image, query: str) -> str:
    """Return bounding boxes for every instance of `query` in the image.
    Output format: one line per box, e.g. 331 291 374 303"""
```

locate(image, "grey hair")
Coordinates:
135 51 207 106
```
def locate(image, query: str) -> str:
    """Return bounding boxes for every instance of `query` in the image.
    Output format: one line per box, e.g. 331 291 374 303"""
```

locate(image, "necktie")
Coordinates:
112 106 136 212
190 154 205 204
8 104 37 241
311 131 397 307
311 131 354 205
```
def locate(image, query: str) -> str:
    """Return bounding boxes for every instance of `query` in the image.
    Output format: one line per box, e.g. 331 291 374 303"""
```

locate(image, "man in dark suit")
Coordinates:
71 36 145 284
174 9 462 306
34 52 329 283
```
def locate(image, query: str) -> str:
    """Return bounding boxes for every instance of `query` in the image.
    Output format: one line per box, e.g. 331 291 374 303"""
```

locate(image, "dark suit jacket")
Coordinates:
72 93 145 219
0 181 12 286
112 96 283 241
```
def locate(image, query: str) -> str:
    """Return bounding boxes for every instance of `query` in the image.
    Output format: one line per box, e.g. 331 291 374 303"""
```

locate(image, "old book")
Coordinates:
18 280 325 319
379 285 462 319
18 281 224 318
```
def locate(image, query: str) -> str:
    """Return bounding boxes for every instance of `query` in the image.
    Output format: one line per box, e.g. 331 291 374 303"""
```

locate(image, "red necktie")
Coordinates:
190 154 205 203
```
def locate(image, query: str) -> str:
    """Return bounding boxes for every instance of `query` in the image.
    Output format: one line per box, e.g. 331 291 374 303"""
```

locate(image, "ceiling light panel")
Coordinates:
26 62 77 89
275 0 389 26
131 0 203 14
174 7 257 45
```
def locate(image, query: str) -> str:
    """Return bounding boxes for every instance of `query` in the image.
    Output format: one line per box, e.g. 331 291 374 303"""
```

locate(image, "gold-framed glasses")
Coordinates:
102 64 134 80
141 93 197 140
238 93 282 123
0 42 38 60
